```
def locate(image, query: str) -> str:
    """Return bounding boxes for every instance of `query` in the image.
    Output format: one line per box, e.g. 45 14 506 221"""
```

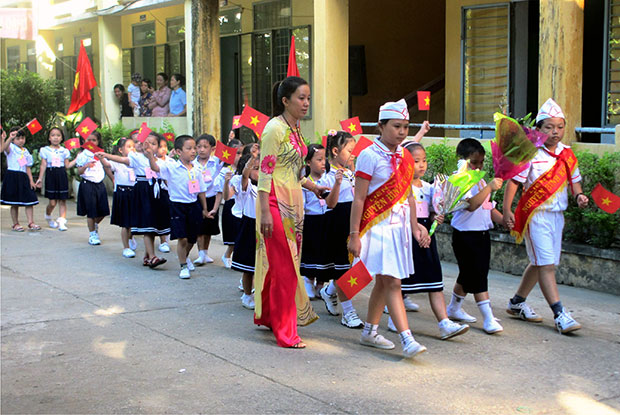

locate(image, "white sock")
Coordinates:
399 329 413 346
447 292 465 312
477 300 494 324
362 322 378 336
325 281 337 296
341 300 354 315
90 231 97 236
438 318 450 327
199 250 207 258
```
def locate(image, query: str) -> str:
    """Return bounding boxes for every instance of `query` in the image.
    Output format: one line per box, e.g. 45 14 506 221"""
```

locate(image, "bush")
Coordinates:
422 139 458 181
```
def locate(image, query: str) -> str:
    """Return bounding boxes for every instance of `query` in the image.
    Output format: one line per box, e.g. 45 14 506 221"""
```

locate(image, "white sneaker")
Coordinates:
158 242 170 253
403 296 420 312
554 308 581 334
506 300 543 322
57 217 68 231
238 278 244 292
194 254 208 266
341 310 364 328
186 258 195 271
439 320 469 340
241 294 255 310
122 248 136 258
402 336 427 358
387 316 397 333
304 278 316 300
88 233 101 246
383 305 390 314
128 237 138 251
319 285 340 316
179 267 190 279
45 215 58 229
483 318 504 334
447 307 478 323
221 255 232 268
203 254 214 263
360 332 395 350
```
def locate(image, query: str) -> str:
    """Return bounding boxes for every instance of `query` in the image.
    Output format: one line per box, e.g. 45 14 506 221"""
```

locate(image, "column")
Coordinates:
97 15 123 124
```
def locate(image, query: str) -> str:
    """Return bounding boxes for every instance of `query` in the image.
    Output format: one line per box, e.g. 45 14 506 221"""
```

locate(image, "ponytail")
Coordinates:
271 76 308 117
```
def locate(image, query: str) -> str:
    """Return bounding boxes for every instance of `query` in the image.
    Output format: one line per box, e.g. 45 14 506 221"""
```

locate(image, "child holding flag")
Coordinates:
502 98 588 334
348 99 431 358
1 127 40 231
215 138 242 268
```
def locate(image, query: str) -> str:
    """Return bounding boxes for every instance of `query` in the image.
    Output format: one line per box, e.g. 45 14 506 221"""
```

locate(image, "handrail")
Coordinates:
360 122 616 135
575 127 615 134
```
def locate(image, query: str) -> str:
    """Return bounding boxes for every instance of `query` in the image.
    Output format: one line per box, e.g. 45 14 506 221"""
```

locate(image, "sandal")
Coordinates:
148 256 167 268
12 223 24 232
289 341 306 349
27 223 41 231
143 256 150 266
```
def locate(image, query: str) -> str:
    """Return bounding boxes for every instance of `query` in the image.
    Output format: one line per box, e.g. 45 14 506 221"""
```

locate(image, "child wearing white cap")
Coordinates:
502 98 589 334
348 99 431 358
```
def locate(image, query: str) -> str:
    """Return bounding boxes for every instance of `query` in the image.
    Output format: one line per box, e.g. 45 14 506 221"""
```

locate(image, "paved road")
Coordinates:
2 198 620 414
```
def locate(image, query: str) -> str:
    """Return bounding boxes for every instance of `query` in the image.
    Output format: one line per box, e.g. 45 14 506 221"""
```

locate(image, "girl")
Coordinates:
1 127 40 231
231 153 260 309
193 134 223 265
215 138 243 268
318 132 364 329
97 133 169 267
35 127 77 231
75 131 110 245
300 144 341 300
392 142 469 340
99 137 137 258
156 135 172 253
145 135 209 279
348 99 431 358
446 138 504 334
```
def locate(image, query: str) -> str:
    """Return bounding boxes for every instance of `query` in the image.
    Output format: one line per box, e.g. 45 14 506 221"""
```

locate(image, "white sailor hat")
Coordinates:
379 98 409 122
536 98 565 123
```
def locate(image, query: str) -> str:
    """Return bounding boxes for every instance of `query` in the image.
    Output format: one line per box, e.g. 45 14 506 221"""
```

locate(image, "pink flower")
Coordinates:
261 155 277 174
289 132 302 154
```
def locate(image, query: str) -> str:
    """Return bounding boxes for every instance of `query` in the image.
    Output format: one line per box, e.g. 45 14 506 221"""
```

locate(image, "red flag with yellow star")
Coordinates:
231 115 241 130
417 91 430 111
336 260 373 299
214 140 238 165
81 140 103 154
351 136 374 157
136 122 152 143
64 138 80 150
75 117 98 140
68 41 97 115
591 183 620 214
340 116 362 136
25 118 42 135
240 106 269 139
163 132 175 142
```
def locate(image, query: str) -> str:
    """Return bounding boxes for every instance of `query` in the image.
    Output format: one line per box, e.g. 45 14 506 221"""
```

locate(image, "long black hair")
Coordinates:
271 76 308 117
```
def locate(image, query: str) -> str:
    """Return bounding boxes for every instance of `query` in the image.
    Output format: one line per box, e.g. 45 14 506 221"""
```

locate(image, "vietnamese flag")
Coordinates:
287 35 300 77
240 106 269 139
163 132 175 142
231 115 241 130
67 41 97 115
64 137 80 150
351 136 374 157
321 135 327 148
81 141 103 154
591 183 620 214
76 117 98 140
336 260 373 299
136 122 152 143
214 140 238 164
26 118 42 135
340 116 362 136
417 91 430 111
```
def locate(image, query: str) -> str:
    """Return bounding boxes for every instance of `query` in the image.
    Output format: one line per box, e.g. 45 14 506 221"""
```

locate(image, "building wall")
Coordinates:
349 0 446 127
120 4 185 49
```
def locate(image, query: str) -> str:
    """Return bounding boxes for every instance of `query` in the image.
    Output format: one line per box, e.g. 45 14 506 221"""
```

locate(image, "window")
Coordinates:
461 4 510 123
167 17 185 42
605 0 620 125
133 22 155 46
7 46 20 70
26 42 36 72
254 0 291 30
220 7 242 35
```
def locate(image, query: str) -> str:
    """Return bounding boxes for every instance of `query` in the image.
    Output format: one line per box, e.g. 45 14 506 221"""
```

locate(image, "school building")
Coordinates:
1 0 618 151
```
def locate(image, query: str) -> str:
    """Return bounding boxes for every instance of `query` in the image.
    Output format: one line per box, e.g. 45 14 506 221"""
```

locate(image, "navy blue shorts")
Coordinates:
170 200 202 244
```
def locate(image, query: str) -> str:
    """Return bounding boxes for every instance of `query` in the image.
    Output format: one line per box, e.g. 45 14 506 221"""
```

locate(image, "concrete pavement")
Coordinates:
2 198 620 414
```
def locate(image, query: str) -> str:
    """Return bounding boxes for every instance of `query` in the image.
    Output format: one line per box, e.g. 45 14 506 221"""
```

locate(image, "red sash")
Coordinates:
359 149 414 238
512 148 578 243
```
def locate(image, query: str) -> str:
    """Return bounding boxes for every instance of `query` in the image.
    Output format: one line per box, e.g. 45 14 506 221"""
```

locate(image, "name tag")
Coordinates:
18 157 27 167
202 169 212 182
51 157 62 167
188 179 200 194
318 198 326 207
416 200 429 218
145 167 157 179
128 170 136 182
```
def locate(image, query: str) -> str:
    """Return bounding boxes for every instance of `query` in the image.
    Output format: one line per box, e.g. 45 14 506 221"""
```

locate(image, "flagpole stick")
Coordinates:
427 109 430 122
96 86 112 128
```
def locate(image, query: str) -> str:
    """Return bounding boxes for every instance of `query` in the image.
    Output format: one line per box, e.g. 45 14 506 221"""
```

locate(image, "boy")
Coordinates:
128 72 142 117
503 98 589 334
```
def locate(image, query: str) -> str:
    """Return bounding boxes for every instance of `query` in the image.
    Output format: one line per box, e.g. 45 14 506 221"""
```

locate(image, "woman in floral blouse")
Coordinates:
254 76 328 348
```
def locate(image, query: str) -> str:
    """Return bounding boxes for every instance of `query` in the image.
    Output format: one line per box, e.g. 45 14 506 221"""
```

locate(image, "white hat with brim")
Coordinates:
536 98 565 123
379 98 409 122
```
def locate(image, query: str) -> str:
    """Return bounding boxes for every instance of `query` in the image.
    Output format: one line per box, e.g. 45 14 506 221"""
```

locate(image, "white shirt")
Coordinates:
128 83 140 104
39 146 70 168
76 149 105 183
128 151 156 177
411 181 433 219
193 156 223 197
451 179 494 231
355 138 407 194
4 143 33 172
229 174 243 218
303 173 330 215
108 160 135 188
158 159 207 203
324 166 355 203
236 178 257 219
214 165 235 194
512 142 582 212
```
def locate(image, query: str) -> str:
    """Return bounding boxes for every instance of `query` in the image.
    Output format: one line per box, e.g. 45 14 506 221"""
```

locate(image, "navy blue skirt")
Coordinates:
110 185 134 228
77 180 110 218
198 195 221 236
1 170 38 206
231 215 256 273
130 179 170 235
401 218 444 293
221 199 241 245
325 201 352 278
300 213 334 282
44 167 69 200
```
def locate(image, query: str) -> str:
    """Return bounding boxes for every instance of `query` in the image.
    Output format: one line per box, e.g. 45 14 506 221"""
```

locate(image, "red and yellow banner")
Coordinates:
512 148 578 243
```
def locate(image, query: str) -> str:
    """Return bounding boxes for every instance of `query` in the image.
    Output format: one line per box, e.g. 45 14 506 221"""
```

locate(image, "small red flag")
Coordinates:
591 183 620 214
64 137 80 150
340 116 362 136
231 115 241 130
287 35 300 78
81 141 103 154
214 140 238 164
68 41 97 115
336 260 373 299
136 122 152 143
351 136 374 157
240 106 269 139
417 91 431 111
26 118 42 135
75 117 98 140
321 135 327 148
163 132 175 142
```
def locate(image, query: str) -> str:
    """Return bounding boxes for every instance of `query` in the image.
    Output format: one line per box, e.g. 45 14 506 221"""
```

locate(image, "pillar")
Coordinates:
539 0 584 143
313 0 349 135
97 15 123 125
191 0 220 138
